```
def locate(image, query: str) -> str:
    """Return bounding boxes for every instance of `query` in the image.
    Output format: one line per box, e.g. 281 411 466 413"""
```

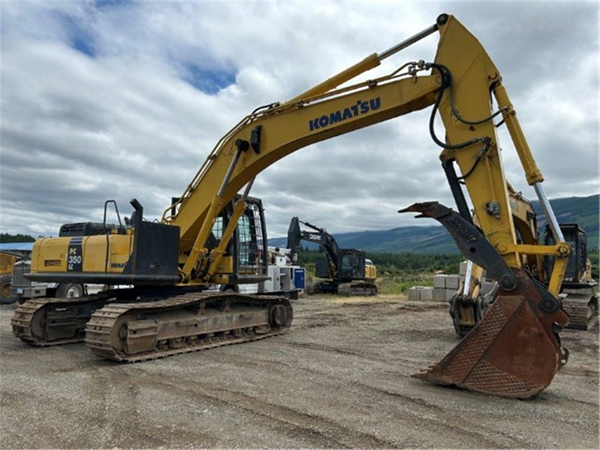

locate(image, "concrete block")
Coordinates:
433 275 447 289
445 288 457 301
434 288 447 301
408 286 435 301
445 275 460 290
420 288 434 301
408 287 421 301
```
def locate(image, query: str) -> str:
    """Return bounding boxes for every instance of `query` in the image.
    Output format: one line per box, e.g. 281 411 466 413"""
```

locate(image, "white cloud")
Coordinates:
0 1 598 239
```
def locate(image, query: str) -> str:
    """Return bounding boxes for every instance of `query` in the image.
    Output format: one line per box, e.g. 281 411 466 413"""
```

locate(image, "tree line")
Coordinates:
1 232 596 278
0 233 36 243
296 248 599 279
295 249 462 275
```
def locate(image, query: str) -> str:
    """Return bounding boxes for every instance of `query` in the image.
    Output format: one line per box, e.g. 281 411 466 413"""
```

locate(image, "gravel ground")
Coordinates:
0 295 598 449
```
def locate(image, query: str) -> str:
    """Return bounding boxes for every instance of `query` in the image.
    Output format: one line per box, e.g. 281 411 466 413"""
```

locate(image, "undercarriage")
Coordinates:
309 281 378 297
561 290 599 330
11 290 292 362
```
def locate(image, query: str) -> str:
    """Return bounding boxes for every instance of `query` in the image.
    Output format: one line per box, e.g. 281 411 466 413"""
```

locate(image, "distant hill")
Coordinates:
269 194 599 253
531 195 598 249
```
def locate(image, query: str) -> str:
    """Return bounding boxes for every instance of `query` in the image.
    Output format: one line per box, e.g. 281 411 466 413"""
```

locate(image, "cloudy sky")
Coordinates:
1 1 598 239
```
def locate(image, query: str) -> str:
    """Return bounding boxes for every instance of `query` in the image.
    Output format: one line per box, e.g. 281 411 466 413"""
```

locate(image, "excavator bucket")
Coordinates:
413 287 568 398
400 202 569 398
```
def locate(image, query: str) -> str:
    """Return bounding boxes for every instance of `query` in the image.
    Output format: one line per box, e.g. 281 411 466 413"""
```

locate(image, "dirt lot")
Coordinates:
0 295 598 449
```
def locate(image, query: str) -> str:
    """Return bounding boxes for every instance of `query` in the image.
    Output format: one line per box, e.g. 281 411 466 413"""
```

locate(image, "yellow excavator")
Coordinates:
13 14 573 398
1 251 22 304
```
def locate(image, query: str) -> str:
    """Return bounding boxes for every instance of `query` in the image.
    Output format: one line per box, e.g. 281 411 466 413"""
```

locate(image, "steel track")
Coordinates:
85 294 292 362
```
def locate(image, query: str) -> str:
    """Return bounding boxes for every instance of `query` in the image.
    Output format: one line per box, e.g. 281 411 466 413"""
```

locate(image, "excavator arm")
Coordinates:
287 217 342 279
450 185 596 336
449 186 542 338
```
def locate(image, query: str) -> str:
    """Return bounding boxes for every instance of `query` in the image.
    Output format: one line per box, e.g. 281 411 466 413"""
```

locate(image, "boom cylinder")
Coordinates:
493 84 564 243
288 18 441 103
493 85 544 185
287 54 380 103
378 22 439 60
534 182 565 242
464 260 473 294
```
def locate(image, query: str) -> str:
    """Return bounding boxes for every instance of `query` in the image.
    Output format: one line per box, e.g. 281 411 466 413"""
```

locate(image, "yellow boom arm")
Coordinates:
170 73 441 280
168 14 569 295
163 14 575 398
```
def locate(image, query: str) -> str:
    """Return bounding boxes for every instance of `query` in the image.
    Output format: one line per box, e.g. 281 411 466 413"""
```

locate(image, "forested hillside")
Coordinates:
270 194 599 253
0 233 36 243
531 195 598 249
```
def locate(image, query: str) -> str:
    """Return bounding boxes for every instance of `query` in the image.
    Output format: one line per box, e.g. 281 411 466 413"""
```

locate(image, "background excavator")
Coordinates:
0 251 22 304
543 224 598 329
286 217 377 296
12 14 575 398
450 187 598 337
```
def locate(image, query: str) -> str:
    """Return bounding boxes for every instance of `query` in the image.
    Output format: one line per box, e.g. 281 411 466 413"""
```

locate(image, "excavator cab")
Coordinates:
544 224 589 284
215 196 269 286
314 248 366 280
337 250 367 280
543 224 598 329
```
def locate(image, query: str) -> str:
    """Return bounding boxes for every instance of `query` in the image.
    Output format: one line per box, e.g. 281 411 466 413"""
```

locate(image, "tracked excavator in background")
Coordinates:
449 187 598 337
543 224 598 329
12 14 575 398
1 251 23 304
286 217 377 296
2 243 91 305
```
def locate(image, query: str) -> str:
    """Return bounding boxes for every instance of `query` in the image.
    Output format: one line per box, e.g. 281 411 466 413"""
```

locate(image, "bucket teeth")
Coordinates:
412 370 429 380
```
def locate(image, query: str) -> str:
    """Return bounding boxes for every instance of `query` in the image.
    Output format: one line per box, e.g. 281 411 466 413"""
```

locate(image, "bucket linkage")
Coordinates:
399 202 569 398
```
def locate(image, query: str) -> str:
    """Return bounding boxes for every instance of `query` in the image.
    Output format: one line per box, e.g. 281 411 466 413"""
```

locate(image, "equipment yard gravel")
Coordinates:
1 296 598 449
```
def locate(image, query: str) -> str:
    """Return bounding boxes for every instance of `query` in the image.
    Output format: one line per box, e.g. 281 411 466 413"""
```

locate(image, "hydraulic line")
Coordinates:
426 62 504 151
